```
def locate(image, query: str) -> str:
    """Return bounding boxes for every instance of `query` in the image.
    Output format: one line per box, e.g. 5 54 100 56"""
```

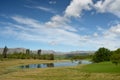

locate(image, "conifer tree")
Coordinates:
2 46 8 58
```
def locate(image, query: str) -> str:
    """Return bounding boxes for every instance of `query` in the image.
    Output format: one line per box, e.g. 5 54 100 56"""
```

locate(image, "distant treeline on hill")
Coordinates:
0 46 96 60
0 47 55 54
0 46 54 60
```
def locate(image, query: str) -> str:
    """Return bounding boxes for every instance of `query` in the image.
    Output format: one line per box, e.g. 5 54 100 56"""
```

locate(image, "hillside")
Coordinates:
0 48 95 55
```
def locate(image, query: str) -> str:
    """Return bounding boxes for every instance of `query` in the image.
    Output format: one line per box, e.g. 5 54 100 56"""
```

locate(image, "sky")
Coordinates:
0 0 120 52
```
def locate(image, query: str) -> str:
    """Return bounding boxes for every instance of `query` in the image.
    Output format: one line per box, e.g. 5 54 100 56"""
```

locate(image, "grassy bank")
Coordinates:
0 59 120 80
81 62 120 73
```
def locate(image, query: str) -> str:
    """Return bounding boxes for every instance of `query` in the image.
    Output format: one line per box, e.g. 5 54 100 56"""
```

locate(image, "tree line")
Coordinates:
92 47 120 65
0 46 54 60
1 46 120 65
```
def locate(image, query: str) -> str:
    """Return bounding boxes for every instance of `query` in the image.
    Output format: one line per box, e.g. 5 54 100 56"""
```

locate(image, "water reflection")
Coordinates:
19 60 92 69
20 63 54 69
46 63 54 67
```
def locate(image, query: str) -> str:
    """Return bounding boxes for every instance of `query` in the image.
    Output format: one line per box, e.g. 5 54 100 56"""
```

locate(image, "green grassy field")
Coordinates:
0 59 120 80
81 62 120 73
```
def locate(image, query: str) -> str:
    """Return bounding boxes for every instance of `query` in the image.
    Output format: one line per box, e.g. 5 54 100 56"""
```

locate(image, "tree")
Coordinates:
2 46 8 58
92 47 111 63
49 54 54 60
111 48 120 66
111 53 120 66
37 49 41 55
26 49 30 54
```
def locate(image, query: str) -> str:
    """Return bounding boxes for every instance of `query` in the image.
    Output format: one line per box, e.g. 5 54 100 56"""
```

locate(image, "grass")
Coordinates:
0 59 120 80
81 62 120 73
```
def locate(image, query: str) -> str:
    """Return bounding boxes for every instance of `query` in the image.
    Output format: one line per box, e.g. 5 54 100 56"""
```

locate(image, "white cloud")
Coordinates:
45 0 94 32
49 41 58 46
49 1 56 4
94 0 120 17
25 5 56 14
1 16 120 50
102 23 120 43
78 27 86 31
97 23 120 50
35 6 56 13
97 26 104 31
1 0 120 51
1 16 83 46
45 15 77 32
45 15 68 27
64 0 120 18
109 23 120 34
93 32 98 37
20 0 120 50
11 16 43 28
1 26 18 36
65 0 93 18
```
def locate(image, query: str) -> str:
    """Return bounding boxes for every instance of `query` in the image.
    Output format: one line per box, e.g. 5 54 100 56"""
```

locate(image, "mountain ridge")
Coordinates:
0 48 95 55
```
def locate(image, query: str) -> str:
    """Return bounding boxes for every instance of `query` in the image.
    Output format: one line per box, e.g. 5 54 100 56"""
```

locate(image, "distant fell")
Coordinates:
0 48 95 55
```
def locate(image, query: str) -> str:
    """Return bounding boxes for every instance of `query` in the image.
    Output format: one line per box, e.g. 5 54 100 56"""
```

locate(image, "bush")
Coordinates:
111 54 120 65
111 48 120 66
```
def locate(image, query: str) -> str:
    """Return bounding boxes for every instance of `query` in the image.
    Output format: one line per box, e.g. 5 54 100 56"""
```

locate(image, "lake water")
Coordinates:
19 60 92 69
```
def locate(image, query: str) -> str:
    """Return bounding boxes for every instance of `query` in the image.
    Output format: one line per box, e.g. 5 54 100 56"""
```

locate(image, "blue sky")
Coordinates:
0 0 120 52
